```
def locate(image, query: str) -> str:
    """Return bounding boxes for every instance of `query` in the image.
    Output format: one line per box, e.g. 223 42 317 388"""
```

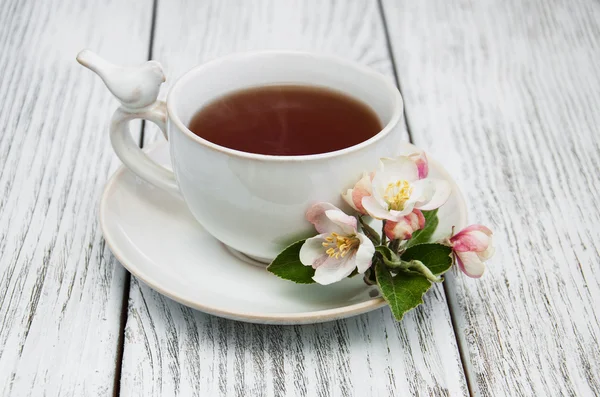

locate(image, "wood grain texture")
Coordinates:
121 1 469 396
0 0 153 395
382 0 600 395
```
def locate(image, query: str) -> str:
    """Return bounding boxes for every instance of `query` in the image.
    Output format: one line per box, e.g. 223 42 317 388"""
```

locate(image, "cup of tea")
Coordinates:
77 50 404 262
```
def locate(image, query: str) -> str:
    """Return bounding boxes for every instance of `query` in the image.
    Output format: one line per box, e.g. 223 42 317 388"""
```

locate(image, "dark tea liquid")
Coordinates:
187 85 382 156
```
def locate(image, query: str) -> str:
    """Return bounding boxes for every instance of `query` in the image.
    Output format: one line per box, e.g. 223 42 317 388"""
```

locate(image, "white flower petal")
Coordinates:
361 196 407 222
469 230 492 247
477 241 495 261
409 179 435 206
372 158 417 206
312 255 357 285
362 196 392 220
355 234 375 273
457 251 486 278
324 209 357 235
412 179 452 211
379 157 419 182
370 173 389 204
389 204 415 218
306 202 340 234
299 235 328 267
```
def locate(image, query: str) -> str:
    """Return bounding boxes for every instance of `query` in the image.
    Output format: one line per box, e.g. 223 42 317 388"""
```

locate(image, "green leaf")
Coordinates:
375 262 432 321
359 216 380 245
267 240 315 284
406 209 439 248
401 243 453 275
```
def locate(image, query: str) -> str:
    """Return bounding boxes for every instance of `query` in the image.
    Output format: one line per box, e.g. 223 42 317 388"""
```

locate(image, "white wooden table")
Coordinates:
1 0 599 395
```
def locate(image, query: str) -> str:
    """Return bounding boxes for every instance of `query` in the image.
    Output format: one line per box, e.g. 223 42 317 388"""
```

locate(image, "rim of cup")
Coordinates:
167 50 403 162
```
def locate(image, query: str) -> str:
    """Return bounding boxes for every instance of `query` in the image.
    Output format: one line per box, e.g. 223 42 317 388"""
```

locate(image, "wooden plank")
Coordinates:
121 1 469 396
0 0 153 395
382 0 600 395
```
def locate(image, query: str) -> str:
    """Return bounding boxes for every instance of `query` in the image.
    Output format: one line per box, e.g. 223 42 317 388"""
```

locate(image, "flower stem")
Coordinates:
389 239 400 254
405 260 442 282
359 216 381 245
381 220 387 245
363 263 378 285
379 255 442 283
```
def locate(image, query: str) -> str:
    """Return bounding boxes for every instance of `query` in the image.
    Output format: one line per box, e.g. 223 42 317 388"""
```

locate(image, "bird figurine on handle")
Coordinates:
76 49 166 112
76 49 177 194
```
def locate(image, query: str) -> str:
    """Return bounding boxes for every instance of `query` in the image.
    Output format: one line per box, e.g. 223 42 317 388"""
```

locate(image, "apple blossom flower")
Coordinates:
299 203 375 285
361 156 451 222
450 225 494 278
383 209 425 241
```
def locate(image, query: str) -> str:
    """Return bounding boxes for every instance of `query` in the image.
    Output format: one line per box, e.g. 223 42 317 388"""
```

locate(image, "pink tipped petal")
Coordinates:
456 251 486 278
415 179 452 211
299 235 328 267
341 172 374 214
312 255 357 285
455 224 493 237
416 161 428 179
383 221 395 240
414 209 426 229
405 210 424 231
383 210 425 240
352 185 372 214
324 209 357 234
306 202 339 233
384 220 411 240
355 234 375 273
452 231 491 252
408 151 429 179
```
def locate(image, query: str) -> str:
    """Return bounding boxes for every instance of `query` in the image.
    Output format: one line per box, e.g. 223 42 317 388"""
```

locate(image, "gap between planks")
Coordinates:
113 0 160 396
376 0 474 395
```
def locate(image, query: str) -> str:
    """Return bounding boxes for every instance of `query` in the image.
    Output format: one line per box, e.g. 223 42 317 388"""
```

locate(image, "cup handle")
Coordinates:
110 102 180 196
76 49 180 197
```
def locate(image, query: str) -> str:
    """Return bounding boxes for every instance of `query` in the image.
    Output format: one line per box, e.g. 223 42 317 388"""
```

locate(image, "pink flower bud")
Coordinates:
450 225 494 278
383 209 425 240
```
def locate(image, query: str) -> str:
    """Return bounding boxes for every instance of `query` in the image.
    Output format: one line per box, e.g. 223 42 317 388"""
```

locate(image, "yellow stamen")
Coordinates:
383 180 413 211
321 232 360 259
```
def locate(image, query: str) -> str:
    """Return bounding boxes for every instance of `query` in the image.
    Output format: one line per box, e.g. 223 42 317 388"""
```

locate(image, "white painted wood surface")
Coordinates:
0 0 153 395
382 0 600 395
121 1 468 396
3 0 599 395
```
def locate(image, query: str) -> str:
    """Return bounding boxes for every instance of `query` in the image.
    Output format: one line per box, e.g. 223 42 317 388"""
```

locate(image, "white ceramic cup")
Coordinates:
78 50 404 262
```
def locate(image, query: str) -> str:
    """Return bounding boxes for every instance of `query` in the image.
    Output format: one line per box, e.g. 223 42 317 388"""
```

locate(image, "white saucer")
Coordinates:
100 142 467 324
